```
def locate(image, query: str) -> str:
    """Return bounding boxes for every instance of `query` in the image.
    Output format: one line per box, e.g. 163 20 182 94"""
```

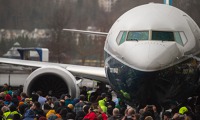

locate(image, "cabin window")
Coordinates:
152 31 174 41
117 31 127 45
127 31 149 41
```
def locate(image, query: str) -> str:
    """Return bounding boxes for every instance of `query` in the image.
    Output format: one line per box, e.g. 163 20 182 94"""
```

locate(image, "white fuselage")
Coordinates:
104 3 200 105
104 3 200 71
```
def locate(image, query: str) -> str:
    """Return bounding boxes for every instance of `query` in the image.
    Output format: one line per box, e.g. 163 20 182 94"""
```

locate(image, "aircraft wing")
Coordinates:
0 57 108 83
63 29 108 36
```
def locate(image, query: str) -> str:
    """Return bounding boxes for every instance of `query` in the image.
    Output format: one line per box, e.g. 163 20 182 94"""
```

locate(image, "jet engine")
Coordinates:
23 66 80 98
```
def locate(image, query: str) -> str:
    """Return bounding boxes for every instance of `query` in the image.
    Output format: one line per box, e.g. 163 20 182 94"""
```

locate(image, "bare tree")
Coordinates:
46 0 73 63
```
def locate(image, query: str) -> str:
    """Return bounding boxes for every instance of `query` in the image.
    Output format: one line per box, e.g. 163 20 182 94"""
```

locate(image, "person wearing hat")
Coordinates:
46 109 56 119
4 94 12 106
97 105 108 120
98 100 107 113
171 106 189 120
179 106 188 115
66 104 76 119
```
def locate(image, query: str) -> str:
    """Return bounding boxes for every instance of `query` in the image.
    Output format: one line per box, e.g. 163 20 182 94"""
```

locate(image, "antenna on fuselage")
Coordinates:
164 0 172 5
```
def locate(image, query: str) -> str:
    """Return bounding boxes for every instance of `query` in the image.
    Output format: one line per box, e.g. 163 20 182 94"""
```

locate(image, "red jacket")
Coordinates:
83 111 97 120
101 113 108 120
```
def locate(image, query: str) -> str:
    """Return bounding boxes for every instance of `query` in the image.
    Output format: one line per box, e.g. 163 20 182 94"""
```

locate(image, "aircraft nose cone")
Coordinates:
122 42 181 71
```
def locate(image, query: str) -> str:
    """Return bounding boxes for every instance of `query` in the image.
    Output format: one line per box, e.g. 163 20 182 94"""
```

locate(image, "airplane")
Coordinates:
0 3 200 107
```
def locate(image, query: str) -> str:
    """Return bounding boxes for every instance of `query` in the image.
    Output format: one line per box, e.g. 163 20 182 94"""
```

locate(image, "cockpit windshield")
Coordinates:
127 31 149 41
116 30 187 46
152 31 174 41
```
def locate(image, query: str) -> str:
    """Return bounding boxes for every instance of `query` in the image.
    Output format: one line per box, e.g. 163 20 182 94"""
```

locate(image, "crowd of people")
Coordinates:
0 83 199 120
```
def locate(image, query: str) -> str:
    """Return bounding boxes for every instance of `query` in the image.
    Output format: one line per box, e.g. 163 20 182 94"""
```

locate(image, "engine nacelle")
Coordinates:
23 66 80 98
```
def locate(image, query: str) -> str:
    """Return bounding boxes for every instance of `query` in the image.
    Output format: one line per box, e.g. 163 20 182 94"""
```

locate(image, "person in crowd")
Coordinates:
45 97 54 108
47 114 58 120
105 94 115 117
18 98 31 116
64 94 72 106
52 101 60 113
122 107 136 120
144 116 154 120
66 104 76 119
37 91 46 107
13 85 23 100
1 106 12 120
75 105 90 120
23 106 36 120
74 94 86 114
80 86 88 100
31 101 45 119
1 84 200 120
163 111 172 120
171 106 194 120
1 83 9 92
12 94 19 107
0 92 5 100
20 92 28 102
108 108 122 120
83 106 97 120
43 103 52 114
46 109 56 119
59 107 68 120
97 104 108 120
98 100 107 114
72 98 80 106
9 104 22 120
140 105 160 120
4 93 12 106
31 92 39 103
56 100 65 114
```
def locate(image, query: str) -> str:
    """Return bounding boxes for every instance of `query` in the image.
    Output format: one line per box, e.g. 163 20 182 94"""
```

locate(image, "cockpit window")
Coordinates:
117 30 187 46
127 31 149 41
174 32 183 45
116 31 127 45
152 31 174 41
179 32 188 45
152 31 187 46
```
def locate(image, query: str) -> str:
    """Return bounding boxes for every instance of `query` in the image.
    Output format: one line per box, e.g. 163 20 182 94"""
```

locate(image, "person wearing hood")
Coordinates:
4 94 12 106
98 100 107 113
